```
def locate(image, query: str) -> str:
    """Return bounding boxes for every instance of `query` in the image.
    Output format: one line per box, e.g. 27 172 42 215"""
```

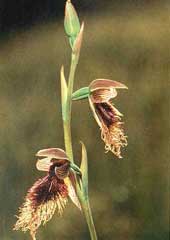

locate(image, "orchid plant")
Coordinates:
14 1 128 239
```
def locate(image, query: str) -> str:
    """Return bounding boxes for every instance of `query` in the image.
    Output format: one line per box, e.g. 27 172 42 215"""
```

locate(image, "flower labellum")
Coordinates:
14 148 81 240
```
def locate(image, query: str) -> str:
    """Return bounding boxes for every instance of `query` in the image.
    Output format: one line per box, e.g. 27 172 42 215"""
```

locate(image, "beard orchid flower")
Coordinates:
72 79 128 158
14 148 81 240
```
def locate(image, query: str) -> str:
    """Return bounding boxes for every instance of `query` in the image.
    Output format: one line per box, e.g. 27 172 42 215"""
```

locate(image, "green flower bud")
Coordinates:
64 0 80 40
72 87 90 100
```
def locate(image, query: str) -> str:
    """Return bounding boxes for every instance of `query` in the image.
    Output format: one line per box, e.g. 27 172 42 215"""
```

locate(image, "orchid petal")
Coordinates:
64 176 81 210
90 88 117 103
36 157 52 171
88 97 102 128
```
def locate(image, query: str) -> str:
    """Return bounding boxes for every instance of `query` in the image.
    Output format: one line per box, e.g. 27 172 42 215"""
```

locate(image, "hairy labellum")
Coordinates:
28 175 68 209
13 175 68 239
92 101 127 158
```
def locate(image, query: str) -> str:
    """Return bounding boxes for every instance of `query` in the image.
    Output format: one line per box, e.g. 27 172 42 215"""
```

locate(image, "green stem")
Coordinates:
62 52 98 239
66 54 78 121
78 191 97 240
82 198 98 240
63 53 78 162
63 121 73 162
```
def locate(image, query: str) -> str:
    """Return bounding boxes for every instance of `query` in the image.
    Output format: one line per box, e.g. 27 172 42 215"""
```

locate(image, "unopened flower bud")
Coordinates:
64 0 80 42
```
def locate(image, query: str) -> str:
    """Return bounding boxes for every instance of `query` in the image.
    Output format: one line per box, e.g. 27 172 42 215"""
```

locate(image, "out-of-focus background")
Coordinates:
0 0 169 239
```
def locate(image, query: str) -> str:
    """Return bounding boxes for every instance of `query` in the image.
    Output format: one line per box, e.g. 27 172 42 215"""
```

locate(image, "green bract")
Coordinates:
72 87 90 100
80 141 88 198
60 66 68 121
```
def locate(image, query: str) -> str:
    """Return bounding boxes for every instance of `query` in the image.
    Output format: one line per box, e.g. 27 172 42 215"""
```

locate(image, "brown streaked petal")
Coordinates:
36 148 68 160
64 175 81 210
36 157 52 171
89 97 102 128
90 88 117 103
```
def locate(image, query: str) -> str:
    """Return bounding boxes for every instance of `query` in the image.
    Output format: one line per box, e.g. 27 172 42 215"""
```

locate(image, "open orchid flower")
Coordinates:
72 79 128 158
14 148 81 240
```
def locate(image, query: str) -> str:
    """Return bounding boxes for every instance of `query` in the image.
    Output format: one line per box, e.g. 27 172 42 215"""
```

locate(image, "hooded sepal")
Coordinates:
90 79 128 91
90 79 128 103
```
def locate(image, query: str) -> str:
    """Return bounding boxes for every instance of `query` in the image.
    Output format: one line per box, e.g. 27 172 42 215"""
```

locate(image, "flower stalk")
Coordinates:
63 53 79 162
61 1 98 239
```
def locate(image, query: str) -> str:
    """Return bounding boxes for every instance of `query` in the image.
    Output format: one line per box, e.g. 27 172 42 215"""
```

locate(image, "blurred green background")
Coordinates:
0 1 169 239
